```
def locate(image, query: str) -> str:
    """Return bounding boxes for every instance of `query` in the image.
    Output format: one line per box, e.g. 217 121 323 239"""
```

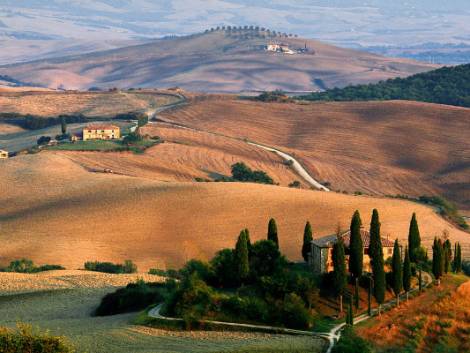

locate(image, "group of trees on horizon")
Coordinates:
205 25 298 39
301 64 470 108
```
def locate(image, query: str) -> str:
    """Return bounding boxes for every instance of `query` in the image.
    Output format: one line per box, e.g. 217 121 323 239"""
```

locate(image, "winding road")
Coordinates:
151 96 329 191
147 271 433 353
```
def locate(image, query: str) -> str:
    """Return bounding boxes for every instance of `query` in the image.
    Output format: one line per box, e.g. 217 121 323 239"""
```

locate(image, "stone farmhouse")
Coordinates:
0 149 9 159
83 124 120 141
309 228 395 274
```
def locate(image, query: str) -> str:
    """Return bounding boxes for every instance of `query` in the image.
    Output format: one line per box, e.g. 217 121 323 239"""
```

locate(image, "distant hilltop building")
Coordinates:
309 228 395 274
0 149 9 159
83 124 120 141
266 42 295 55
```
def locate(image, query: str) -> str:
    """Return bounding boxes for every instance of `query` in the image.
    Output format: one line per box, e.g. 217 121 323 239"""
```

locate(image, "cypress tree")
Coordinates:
403 247 412 301
267 218 279 248
346 296 354 326
369 210 385 313
454 243 462 273
60 116 67 135
453 243 458 273
418 267 423 293
432 237 444 285
354 277 359 310
349 210 363 278
392 239 403 306
302 221 313 262
235 230 250 283
332 236 347 314
408 213 421 263
443 239 452 274
369 209 381 262
244 228 252 254
367 276 372 316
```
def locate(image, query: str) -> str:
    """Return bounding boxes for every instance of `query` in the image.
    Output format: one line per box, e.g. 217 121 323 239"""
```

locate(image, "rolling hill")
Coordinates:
0 153 468 271
0 29 436 92
160 96 470 212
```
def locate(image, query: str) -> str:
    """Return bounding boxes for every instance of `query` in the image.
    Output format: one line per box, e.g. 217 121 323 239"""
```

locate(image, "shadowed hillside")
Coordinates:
0 153 468 271
0 29 436 92
161 96 470 211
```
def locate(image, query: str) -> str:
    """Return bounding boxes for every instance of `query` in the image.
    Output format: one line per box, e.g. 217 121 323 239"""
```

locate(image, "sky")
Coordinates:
0 1 469 47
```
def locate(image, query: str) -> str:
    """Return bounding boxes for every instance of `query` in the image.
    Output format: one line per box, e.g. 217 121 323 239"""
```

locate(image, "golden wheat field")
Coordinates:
0 90 179 117
0 153 468 271
161 96 470 211
61 124 306 187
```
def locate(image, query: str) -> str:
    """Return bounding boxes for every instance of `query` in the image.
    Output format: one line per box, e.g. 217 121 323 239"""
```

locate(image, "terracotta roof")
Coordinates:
312 229 395 248
84 124 119 130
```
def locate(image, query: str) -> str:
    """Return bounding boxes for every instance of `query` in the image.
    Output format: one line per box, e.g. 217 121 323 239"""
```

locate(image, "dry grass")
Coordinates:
62 124 305 187
0 270 163 295
0 31 435 91
0 287 324 353
161 96 470 211
1 153 468 271
0 122 24 134
356 275 470 352
0 90 179 117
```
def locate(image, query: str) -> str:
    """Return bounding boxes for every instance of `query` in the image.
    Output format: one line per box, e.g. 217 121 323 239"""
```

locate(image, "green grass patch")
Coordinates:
47 137 160 153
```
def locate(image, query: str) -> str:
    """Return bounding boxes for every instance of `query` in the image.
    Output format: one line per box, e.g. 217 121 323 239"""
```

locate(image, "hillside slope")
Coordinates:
0 153 468 271
0 30 436 92
161 97 470 211
302 64 470 108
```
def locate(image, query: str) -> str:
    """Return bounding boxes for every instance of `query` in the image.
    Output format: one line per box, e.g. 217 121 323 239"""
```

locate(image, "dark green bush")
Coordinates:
0 324 74 353
84 260 137 274
95 280 165 316
148 268 181 279
231 162 274 185
332 327 372 353
2 259 64 273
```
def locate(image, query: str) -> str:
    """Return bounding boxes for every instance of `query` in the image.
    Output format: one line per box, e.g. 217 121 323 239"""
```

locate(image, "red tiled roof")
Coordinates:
312 228 395 248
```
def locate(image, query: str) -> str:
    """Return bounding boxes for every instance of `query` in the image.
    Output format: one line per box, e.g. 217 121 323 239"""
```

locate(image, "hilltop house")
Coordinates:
83 124 120 141
0 150 9 159
309 228 395 274
266 42 295 55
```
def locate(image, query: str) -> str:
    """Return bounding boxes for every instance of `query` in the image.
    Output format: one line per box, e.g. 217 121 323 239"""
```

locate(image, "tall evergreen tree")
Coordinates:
367 276 372 316
354 278 360 310
349 210 363 278
346 295 354 326
244 228 252 254
453 243 462 273
443 239 452 274
432 237 444 285
267 218 279 248
302 221 313 262
332 236 347 314
60 116 67 135
369 209 381 262
403 247 412 301
235 230 250 283
392 239 403 306
408 213 421 263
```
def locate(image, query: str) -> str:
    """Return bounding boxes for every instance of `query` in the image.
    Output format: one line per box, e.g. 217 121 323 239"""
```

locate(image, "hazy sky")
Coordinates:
0 1 469 46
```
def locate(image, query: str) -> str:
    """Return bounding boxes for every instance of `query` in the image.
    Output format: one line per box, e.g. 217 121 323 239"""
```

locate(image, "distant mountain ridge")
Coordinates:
301 64 470 108
0 29 437 92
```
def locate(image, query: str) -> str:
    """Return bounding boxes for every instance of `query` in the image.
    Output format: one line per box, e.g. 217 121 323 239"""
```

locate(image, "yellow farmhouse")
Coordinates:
83 124 120 141
0 150 9 159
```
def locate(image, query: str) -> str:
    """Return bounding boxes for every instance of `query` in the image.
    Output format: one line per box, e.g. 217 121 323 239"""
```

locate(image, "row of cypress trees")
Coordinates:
333 210 432 317
432 237 463 285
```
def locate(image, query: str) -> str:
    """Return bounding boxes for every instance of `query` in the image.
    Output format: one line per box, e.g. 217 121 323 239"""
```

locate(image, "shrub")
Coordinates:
37 136 51 146
288 180 301 188
84 260 137 274
231 162 274 185
179 260 214 283
148 268 181 279
281 293 312 329
2 259 64 273
332 327 372 353
95 280 165 316
0 324 74 353
249 240 283 278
